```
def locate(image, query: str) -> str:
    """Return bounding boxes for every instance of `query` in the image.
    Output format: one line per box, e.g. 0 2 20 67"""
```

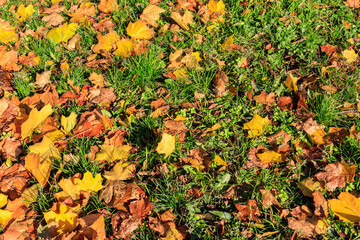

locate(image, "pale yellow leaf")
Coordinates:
61 112 77 135
156 132 175 158
21 104 53 139
47 23 79 44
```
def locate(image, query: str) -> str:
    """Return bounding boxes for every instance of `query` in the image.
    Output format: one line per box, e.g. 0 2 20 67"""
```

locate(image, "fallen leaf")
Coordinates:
95 144 132 163
0 46 21 71
104 162 135 180
285 73 300 93
15 4 36 22
260 189 281 208
42 13 64 27
0 163 32 199
35 70 51 88
328 192 360 223
344 0 360 8
297 177 324 197
315 162 355 191
234 199 261 221
0 137 22 160
79 214 106 240
208 0 225 15
343 49 358 63
25 153 52 187
21 104 54 139
213 71 228 97
69 2 96 23
0 193 8 208
75 172 103 193
66 33 81 50
201 123 221 137
47 22 79 44
156 132 175 158
140 5 165 27
0 19 18 44
279 12 302 26
253 91 275 105
213 155 227 166
43 203 79 233
61 112 77 135
171 10 193 30
243 114 271 137
92 31 120 53
221 35 233 49
98 0 118 13
164 120 188 141
126 20 154 40
114 39 134 58
257 150 282 163
313 191 328 217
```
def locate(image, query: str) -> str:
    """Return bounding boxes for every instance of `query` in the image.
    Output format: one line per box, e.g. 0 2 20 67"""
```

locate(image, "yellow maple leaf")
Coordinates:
21 104 53 139
156 132 175 158
28 136 61 160
343 49 358 63
98 0 119 13
221 35 234 49
56 178 80 200
170 10 193 31
44 203 78 233
256 150 282 163
328 192 360 223
208 0 225 15
0 19 18 44
104 162 135 180
0 209 12 226
284 73 300 93
192 52 201 62
213 155 227 166
92 31 120 53
74 172 103 193
0 193 7 208
297 177 324 197
114 39 134 58
61 112 77 135
140 4 165 27
47 23 79 44
25 153 52 187
243 114 271 137
126 20 154 40
95 144 132 163
15 4 36 22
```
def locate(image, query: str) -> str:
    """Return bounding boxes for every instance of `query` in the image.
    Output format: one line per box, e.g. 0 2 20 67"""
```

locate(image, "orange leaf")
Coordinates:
126 20 154 40
98 0 119 13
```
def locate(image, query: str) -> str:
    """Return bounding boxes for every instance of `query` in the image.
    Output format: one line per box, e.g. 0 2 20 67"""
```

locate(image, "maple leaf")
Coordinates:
21 104 53 139
74 172 103 193
43 203 79 233
92 31 120 53
104 162 135 180
114 39 134 58
243 114 271 137
285 73 300 93
47 22 79 44
35 70 51 89
315 162 355 191
221 35 234 49
0 19 18 44
69 2 96 23
156 132 176 158
61 112 77 135
344 0 360 8
42 13 65 27
328 192 360 223
256 150 282 163
0 46 21 71
98 0 119 13
126 20 154 40
171 10 193 31
343 49 358 63
208 0 225 15
0 193 7 208
95 144 132 163
140 5 165 27
15 4 36 22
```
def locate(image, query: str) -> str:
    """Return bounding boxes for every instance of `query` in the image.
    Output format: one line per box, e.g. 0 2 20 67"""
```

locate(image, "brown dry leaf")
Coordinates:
344 0 360 8
140 5 165 27
1 219 36 239
313 191 328 217
98 0 119 13
42 13 64 27
234 200 261 221
201 123 221 137
180 148 211 172
66 33 81 50
104 162 135 181
0 164 31 200
177 0 197 11
74 109 113 137
104 129 127 146
328 192 360 223
171 10 193 30
88 88 116 107
0 137 21 160
69 2 96 23
0 98 18 130
253 91 275 105
79 214 106 240
315 162 355 191
0 46 21 71
260 189 281 208
277 96 293 111
42 3 65 14
164 120 188 141
213 71 228 97
150 98 170 118
126 20 154 40
35 70 51 88
320 43 337 56
89 72 107 88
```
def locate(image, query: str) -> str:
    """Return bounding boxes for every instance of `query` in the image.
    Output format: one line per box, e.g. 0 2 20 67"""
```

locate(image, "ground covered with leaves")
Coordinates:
0 0 360 239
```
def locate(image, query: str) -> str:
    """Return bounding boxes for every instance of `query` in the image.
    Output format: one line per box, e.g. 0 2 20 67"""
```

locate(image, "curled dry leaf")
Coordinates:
243 114 271 138
213 71 228 97
171 10 193 30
